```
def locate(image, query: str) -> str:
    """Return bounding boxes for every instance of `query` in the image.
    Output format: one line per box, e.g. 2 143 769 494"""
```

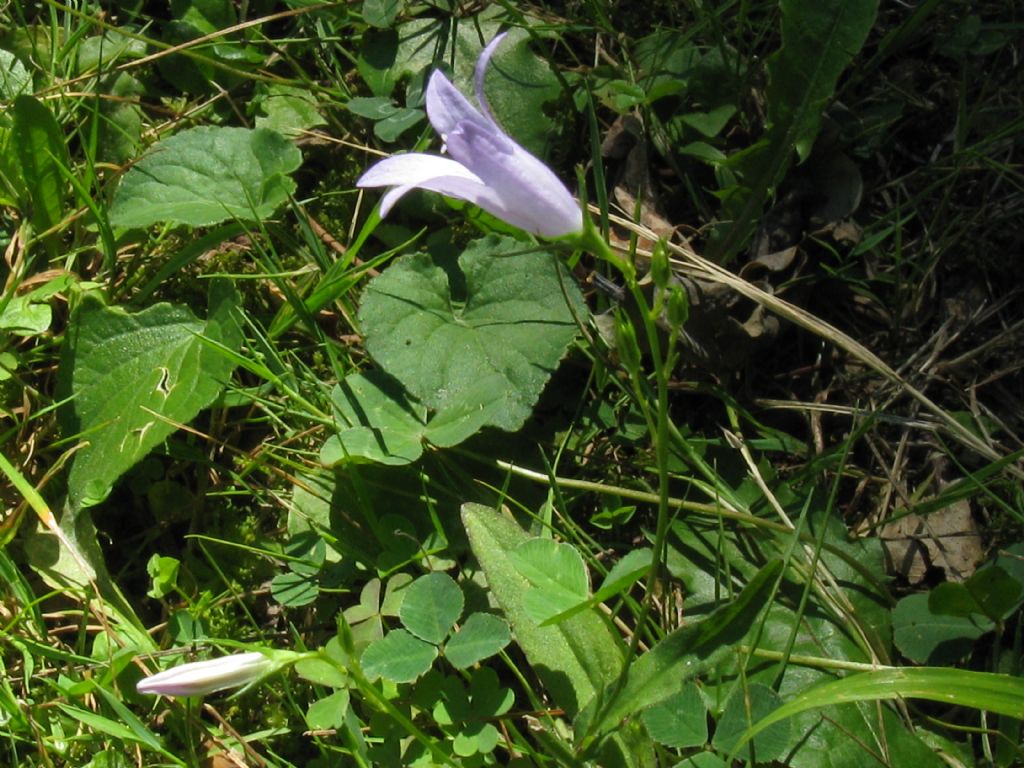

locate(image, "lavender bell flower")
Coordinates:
357 33 584 239
136 651 275 697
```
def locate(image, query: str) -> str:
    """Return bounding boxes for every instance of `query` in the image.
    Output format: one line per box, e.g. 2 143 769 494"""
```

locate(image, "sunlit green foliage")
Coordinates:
1 1 1022 766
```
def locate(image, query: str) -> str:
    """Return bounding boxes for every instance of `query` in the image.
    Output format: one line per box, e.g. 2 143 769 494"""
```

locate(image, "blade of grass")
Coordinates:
731 667 1024 759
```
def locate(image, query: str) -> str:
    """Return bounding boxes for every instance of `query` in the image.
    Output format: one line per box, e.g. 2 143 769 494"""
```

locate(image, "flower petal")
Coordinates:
425 70 492 140
380 174 507 218
474 32 508 123
357 153 482 189
357 33 584 239
136 652 272 697
357 153 490 216
445 120 582 238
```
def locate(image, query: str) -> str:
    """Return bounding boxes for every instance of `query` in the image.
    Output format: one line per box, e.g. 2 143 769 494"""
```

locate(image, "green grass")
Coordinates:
0 1 1022 766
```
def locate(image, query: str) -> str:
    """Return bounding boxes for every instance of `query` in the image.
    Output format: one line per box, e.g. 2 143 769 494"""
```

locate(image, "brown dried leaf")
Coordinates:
880 498 984 584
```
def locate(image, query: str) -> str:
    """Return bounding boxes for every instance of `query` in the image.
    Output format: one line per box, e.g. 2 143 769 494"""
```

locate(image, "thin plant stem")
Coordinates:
335 653 459 767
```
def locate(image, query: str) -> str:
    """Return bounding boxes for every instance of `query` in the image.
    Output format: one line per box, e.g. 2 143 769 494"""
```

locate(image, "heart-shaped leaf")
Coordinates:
400 572 464 646
359 236 586 433
639 684 708 749
321 370 495 466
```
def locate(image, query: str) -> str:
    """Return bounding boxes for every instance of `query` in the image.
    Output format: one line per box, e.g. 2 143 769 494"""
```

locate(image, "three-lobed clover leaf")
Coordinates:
410 668 514 758
359 571 511 684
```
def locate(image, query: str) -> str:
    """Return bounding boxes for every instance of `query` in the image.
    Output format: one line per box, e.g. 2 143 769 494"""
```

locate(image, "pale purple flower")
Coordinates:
136 651 273 697
357 33 583 239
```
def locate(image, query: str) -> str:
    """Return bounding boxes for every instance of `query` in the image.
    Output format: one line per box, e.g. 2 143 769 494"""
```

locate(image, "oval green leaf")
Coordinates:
57 282 242 509
445 612 512 669
361 629 437 683
110 125 301 228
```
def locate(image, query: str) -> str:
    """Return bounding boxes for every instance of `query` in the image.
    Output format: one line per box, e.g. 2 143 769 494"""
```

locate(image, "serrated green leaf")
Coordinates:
712 683 789 762
481 28 563 159
355 23 561 157
360 237 586 433
253 83 325 137
361 628 437 683
639 684 707 749
321 369 498 466
321 371 425 465
358 18 500 99
445 613 511 669
767 0 880 162
57 282 242 509
109 126 301 228
399 572 463 645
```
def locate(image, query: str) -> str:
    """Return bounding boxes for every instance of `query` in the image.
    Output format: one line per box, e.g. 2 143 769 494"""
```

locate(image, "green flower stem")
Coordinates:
571 214 635 284
335 652 459 767
565 223 678 736
743 647 894 673
571 218 675 664
623 275 677 662
493 459 785 529
491 457 886 590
